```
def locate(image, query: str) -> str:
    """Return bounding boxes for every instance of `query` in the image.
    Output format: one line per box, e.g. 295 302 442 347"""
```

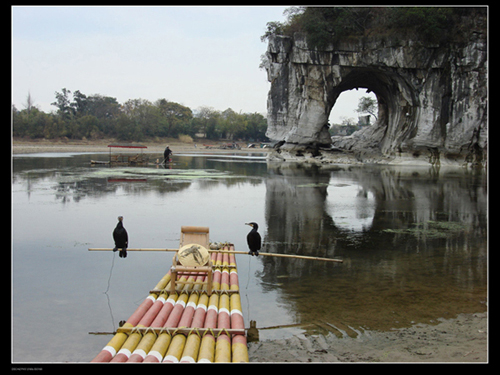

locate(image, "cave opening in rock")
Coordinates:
328 88 378 130
324 67 418 154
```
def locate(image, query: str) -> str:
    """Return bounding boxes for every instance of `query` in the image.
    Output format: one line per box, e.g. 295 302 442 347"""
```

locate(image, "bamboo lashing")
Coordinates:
88 248 343 263
91 242 249 363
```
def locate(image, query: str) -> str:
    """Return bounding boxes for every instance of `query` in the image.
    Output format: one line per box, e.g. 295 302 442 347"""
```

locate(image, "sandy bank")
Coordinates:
248 312 487 363
12 137 270 155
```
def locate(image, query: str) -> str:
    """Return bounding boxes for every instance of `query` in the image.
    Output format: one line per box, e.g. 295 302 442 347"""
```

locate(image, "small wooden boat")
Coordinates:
90 143 150 165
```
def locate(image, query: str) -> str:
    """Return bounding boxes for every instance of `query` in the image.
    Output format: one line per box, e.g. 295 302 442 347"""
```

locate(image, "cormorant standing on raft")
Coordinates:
113 216 128 258
246 222 261 256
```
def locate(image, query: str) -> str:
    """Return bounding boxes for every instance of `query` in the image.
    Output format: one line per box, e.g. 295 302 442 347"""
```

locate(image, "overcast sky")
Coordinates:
12 5 371 123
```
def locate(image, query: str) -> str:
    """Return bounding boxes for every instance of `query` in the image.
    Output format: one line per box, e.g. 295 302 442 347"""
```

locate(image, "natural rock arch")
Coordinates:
263 31 487 165
325 66 419 155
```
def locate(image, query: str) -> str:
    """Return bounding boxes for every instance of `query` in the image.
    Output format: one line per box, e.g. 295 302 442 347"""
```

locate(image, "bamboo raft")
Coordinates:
91 227 248 363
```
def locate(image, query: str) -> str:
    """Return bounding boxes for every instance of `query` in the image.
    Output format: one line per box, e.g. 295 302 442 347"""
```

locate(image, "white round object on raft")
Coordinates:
178 243 210 266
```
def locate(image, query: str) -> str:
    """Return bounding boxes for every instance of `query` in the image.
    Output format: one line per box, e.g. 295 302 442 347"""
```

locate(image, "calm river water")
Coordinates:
12 152 487 362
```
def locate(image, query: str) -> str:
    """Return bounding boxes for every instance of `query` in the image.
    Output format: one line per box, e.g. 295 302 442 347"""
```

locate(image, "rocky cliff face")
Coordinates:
263 21 487 166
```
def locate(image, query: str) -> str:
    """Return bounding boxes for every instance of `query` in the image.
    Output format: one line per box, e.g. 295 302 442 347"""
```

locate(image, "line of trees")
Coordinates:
12 89 269 142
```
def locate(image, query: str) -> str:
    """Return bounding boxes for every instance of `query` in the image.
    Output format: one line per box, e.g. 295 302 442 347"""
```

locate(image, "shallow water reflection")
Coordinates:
12 153 487 361
262 163 487 335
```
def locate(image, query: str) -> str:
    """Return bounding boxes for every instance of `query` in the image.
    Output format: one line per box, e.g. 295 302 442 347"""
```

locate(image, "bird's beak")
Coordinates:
245 223 251 227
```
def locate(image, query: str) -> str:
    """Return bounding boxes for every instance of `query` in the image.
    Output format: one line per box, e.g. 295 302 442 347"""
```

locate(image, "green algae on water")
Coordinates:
382 220 469 239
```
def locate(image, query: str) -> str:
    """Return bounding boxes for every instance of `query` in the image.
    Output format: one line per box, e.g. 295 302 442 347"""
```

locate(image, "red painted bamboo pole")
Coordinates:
112 273 179 362
91 293 157 362
126 293 175 363
111 291 168 363
215 293 231 362
162 291 201 363
197 293 219 362
141 292 189 363
179 291 210 363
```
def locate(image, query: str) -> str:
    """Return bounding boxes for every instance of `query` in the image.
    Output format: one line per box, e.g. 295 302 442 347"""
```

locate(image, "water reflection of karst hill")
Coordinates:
264 164 486 262
260 164 487 330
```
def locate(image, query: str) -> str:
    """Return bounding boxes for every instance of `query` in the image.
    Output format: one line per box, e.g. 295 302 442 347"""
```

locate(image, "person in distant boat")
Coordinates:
164 145 173 163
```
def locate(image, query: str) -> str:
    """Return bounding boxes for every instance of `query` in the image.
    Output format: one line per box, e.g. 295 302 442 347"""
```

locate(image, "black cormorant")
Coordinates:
113 216 128 258
245 222 261 256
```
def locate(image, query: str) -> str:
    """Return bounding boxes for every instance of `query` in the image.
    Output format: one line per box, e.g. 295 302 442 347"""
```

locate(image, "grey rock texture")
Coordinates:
263 18 487 166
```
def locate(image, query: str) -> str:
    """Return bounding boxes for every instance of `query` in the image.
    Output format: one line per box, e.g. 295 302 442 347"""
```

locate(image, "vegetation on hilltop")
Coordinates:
262 7 487 49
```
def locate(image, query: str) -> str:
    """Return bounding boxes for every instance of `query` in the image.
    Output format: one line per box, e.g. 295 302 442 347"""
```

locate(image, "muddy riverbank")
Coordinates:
12 137 270 155
248 312 487 362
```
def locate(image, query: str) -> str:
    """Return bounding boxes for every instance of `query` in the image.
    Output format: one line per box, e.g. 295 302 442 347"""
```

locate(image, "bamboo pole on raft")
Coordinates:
91 271 172 362
197 292 219 362
137 273 190 362
93 271 184 363
126 272 182 362
210 248 231 362
227 246 248 362
90 247 249 362
111 274 178 362
142 284 191 362
162 274 203 363
88 247 343 263
148 270 197 363
179 290 209 362
161 253 224 363
142 252 219 363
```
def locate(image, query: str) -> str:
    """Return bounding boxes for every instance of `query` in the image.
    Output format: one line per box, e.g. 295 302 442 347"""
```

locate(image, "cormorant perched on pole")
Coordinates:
245 222 261 256
113 216 128 258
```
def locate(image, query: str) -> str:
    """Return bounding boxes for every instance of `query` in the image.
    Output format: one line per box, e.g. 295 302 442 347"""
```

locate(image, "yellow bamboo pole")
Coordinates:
180 334 201 363
198 334 216 363
126 290 171 362
110 326 144 362
215 334 231 363
91 291 159 362
152 272 172 291
88 248 343 263
126 328 159 362
232 335 249 363
163 334 187 363
197 293 219 363
143 332 172 362
215 293 231 363
180 291 209 362
88 247 178 252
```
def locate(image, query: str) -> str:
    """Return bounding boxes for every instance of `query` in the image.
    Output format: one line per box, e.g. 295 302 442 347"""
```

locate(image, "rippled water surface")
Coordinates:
12 153 487 362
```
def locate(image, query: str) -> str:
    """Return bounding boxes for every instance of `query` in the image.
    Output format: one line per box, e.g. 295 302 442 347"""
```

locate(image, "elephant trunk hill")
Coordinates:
262 12 487 167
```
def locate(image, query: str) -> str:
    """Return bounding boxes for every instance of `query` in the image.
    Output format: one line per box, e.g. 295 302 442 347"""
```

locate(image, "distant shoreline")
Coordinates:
12 137 271 155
